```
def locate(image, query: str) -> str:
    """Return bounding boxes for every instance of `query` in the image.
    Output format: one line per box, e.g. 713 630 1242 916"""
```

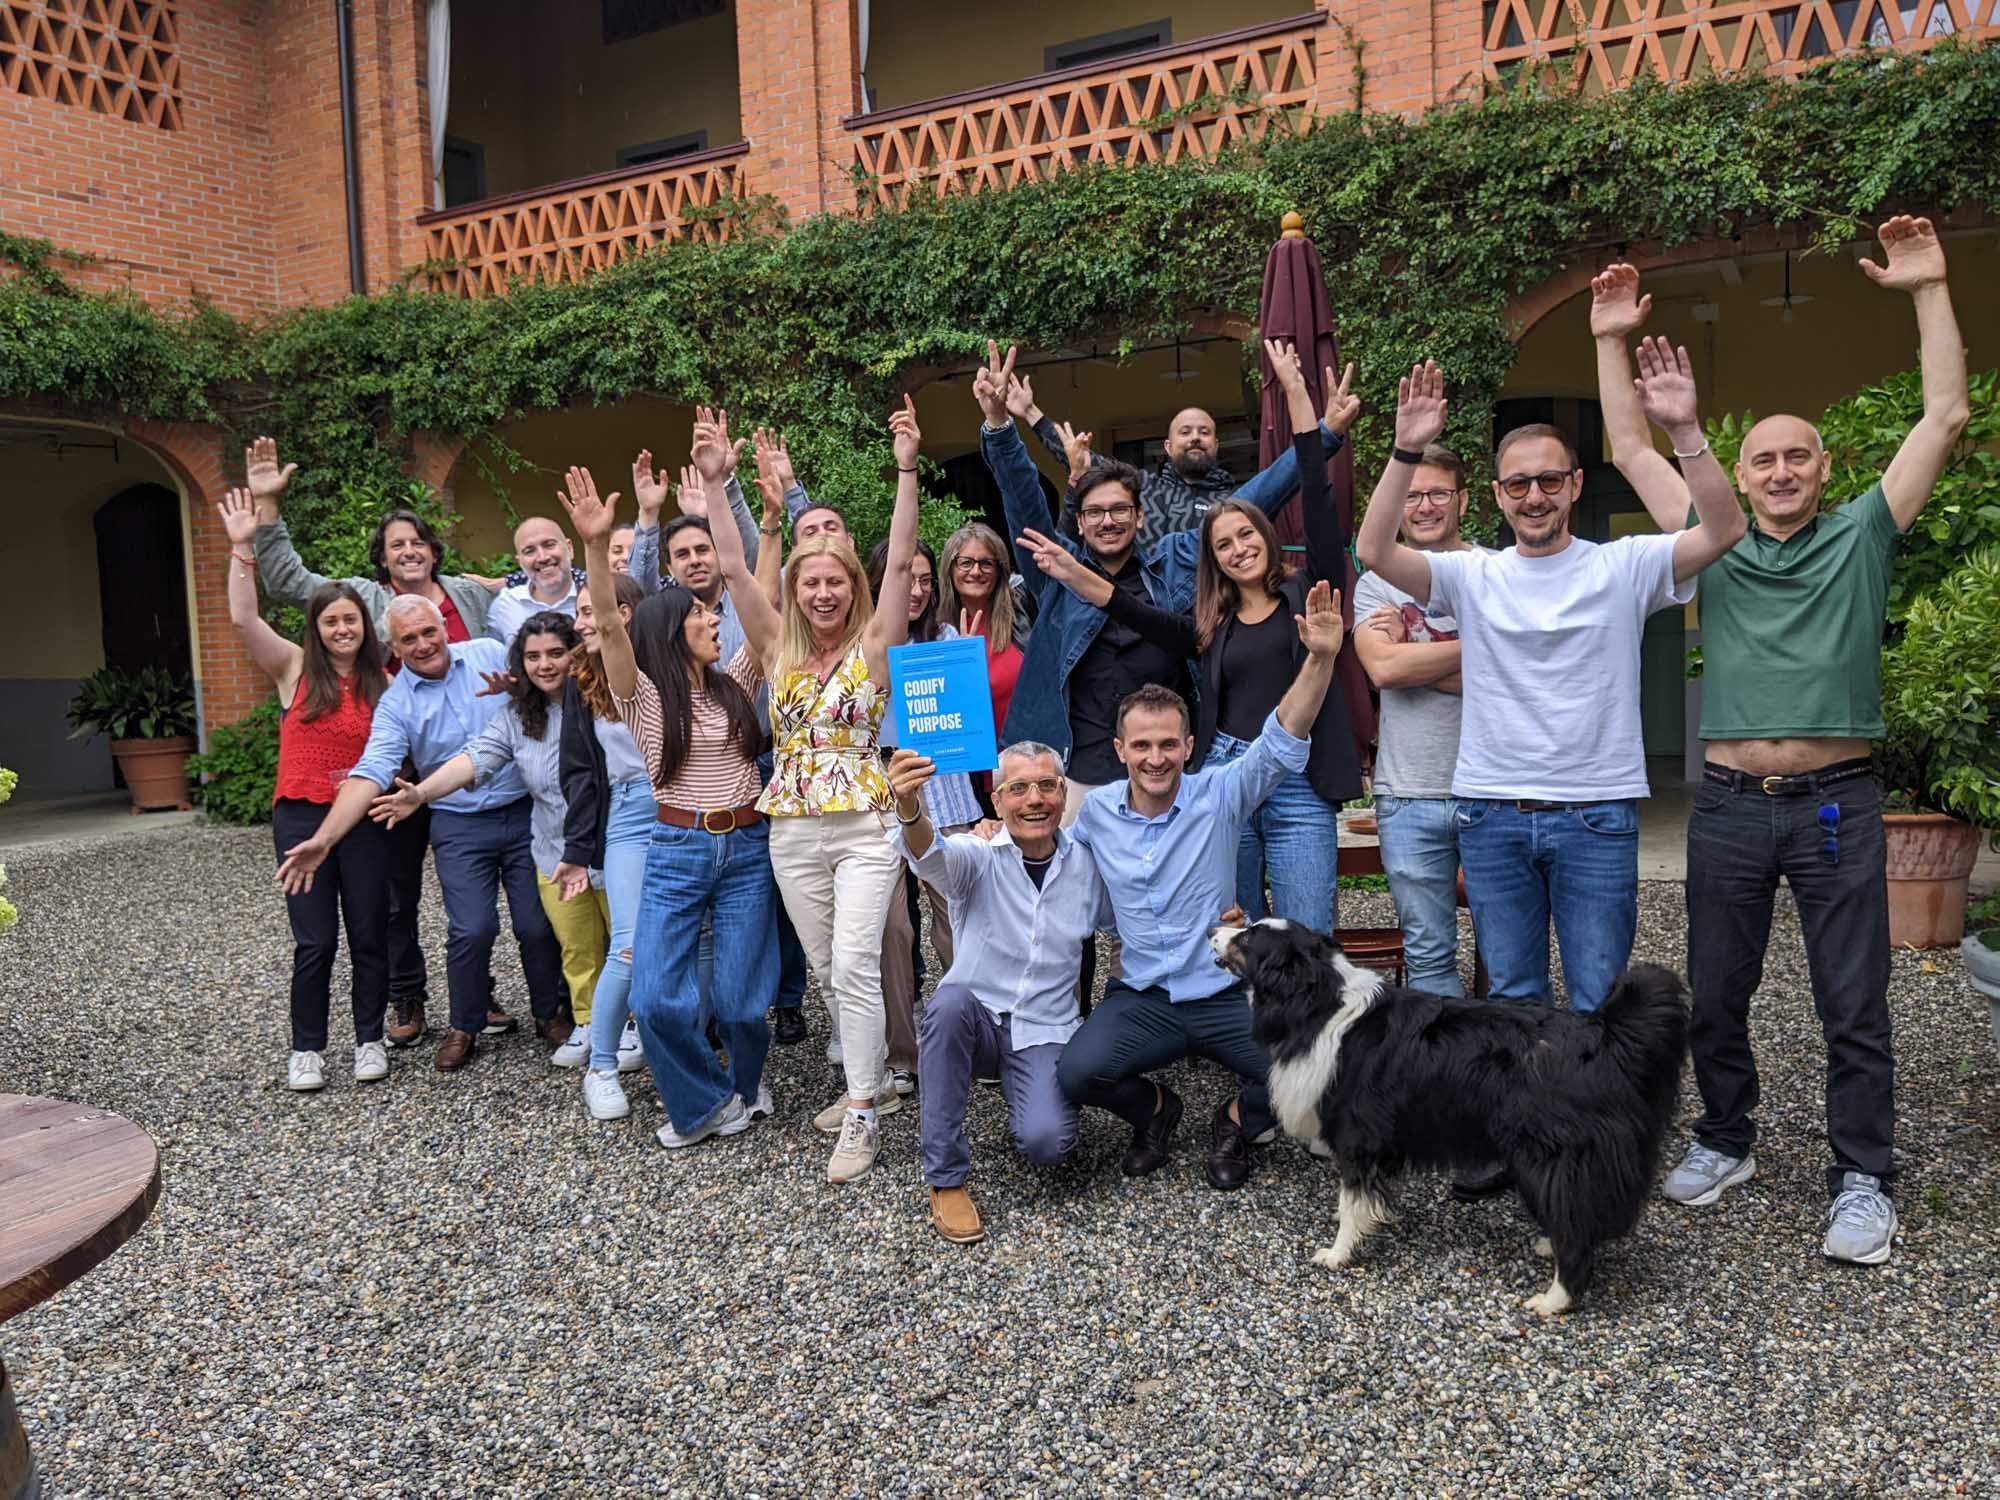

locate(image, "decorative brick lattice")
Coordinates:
0 0 180 129
850 14 1321 213
417 146 749 297
1483 0 2000 91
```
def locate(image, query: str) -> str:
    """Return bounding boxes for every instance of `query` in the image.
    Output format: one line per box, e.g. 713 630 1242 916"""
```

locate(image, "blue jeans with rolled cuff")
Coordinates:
1373 794 1465 998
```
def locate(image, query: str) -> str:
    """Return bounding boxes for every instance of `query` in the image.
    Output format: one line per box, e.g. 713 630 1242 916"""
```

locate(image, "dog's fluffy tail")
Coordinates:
1595 963 1690 1110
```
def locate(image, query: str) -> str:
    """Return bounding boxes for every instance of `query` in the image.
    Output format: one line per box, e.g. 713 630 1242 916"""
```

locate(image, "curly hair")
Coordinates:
506 611 580 742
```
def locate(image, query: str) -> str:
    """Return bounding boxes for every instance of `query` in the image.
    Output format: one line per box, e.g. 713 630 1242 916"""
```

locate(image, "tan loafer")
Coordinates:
930 1186 984 1244
433 1027 478 1072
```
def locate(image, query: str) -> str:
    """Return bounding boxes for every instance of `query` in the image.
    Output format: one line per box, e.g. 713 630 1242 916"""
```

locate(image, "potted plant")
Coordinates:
1878 545 2000 948
1962 890 2000 1049
65 666 200 813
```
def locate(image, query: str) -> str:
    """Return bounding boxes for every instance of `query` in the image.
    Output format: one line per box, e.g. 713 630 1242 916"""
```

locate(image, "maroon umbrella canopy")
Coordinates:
1256 211 1376 767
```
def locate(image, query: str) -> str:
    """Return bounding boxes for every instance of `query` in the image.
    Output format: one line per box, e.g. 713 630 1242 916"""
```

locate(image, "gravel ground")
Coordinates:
1 822 1996 1499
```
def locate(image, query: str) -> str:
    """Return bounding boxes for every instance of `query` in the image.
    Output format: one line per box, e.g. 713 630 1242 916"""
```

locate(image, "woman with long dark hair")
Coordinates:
1016 342 1361 932
560 462 775 1150
218 487 393 1091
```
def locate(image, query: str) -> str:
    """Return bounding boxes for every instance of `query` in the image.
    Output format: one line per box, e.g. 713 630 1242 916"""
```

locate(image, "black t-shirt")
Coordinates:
1066 562 1189 785
1215 605 1296 742
1020 852 1054 891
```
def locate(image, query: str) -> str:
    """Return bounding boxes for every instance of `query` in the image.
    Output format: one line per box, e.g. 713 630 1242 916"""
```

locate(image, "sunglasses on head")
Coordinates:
1498 470 1574 500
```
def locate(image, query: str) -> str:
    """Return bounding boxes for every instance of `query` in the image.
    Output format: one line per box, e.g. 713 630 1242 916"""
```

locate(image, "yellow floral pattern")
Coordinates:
758 647 893 816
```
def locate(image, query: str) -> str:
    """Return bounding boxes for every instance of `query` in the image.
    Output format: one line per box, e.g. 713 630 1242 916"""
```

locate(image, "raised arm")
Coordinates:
1355 363 1447 605
976 341 1068 602
1861 217 1970 529
692 411 783 666
1631 337 1747 583
1261 342 1351 584
1275 580 1343 739
1229 357 1359 523
626 449 669 596
244 435 338 609
1593 264 1691 533
216 487 304 702
860 395 923 677
559 465 639 702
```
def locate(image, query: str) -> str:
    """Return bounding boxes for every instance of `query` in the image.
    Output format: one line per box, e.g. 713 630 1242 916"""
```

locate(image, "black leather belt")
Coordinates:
1513 800 1591 813
1701 758 1874 797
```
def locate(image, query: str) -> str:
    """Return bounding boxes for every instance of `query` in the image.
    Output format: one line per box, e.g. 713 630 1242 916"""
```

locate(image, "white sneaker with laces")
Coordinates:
657 1094 753 1150
826 1110 880 1183
616 1018 645 1074
582 1067 631 1121
352 1040 389 1083
749 1083 775 1122
548 1026 589 1068
1822 1172 1898 1265
288 1051 326 1092
1662 1142 1757 1206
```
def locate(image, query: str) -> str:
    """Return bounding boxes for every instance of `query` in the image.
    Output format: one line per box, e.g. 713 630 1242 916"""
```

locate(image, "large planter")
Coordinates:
1963 932 2000 1048
109 735 195 813
1882 813 1981 949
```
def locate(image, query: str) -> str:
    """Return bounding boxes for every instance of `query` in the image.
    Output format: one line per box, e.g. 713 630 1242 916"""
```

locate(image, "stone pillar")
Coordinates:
737 0 862 224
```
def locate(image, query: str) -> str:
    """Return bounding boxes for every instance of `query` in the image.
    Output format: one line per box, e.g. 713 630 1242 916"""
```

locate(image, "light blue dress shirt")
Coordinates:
350 639 527 814
485 578 579 645
1071 709 1309 1001
888 822 1114 1050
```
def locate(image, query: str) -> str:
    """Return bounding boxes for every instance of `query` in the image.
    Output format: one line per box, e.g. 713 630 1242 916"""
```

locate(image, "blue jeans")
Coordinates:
1208 732 1339 931
1373 795 1464 997
629 819 777 1131
1454 798 1638 1013
586 778 658 1072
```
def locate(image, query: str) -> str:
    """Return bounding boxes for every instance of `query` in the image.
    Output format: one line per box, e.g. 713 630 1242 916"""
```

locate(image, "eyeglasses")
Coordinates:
1078 503 1135 526
1404 488 1462 510
910 575 935 593
1819 802 1840 866
996 776 1064 799
1498 471 1574 500
952 557 999 574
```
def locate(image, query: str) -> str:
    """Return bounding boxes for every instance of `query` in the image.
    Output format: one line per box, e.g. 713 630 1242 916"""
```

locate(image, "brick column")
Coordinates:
1322 0 1487 119
737 0 861 224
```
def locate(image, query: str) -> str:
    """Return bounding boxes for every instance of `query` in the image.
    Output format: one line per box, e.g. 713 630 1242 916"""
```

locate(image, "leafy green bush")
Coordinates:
185 698 279 825
65 666 198 741
1880 545 2000 828
0 765 17 933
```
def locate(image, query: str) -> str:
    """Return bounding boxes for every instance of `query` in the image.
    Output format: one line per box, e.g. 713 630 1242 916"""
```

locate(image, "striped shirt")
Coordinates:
614 646 765 813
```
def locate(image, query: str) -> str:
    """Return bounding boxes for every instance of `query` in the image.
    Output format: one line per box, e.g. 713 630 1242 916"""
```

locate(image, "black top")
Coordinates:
1020 851 1054 891
1065 561 1189 784
1214 604 1296 742
558 677 612 869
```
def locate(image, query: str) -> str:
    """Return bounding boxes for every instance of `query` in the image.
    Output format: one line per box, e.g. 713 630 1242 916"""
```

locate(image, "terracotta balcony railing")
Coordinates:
1483 0 2000 91
846 12 1323 212
417 141 751 297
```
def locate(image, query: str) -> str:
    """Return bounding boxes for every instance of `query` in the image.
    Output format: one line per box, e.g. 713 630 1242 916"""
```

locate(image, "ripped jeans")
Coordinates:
586 778 659 1072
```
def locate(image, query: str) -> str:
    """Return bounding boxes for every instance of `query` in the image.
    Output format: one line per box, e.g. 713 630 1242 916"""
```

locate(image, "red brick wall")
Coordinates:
737 0 860 224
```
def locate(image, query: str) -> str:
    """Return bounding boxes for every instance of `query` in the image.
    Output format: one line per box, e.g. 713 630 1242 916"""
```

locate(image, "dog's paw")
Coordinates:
1533 1235 1553 1260
1524 1285 1573 1319
1310 1245 1353 1271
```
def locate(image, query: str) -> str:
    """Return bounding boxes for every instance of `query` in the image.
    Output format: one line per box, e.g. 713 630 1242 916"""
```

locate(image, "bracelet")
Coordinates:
1672 440 1711 460
896 465 920 473
896 807 924 825
760 524 784 535
231 551 257 568
1390 446 1425 466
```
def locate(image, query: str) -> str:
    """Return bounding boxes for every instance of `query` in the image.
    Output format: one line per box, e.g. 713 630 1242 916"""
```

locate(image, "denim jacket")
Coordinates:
982 417 1344 759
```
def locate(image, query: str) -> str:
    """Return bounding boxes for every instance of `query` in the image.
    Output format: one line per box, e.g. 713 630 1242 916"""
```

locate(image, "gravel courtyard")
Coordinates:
2 822 1996 1498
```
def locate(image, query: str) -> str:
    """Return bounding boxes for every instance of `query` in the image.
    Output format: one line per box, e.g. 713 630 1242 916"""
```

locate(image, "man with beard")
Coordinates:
486 517 582 643
1356 351 1744 1020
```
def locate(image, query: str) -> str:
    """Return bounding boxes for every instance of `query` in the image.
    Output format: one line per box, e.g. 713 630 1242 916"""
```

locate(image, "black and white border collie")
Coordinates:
1210 919 1688 1317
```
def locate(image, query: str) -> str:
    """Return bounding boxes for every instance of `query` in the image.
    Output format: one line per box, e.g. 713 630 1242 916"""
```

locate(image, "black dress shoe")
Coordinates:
1120 1087 1183 1177
771 1007 807 1047
1206 1101 1253 1191
1449 1163 1515 1201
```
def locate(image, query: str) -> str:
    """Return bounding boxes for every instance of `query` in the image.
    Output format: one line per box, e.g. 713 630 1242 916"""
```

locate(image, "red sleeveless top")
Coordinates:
272 673 380 805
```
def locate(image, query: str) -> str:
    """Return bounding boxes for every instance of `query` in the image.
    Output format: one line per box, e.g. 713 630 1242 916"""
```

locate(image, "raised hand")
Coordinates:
1015 527 1091 590
972 340 1018 427
889 394 922 469
1003 371 1039 422
369 776 425 829
632 449 670 524
1322 361 1361 436
275 834 330 895
244 436 297 506
677 462 711 519
752 426 796 492
886 748 936 807
559 465 620 545
1632 335 1701 438
1859 214 1947 293
1296 579 1345 659
476 668 517 698
1262 338 1306 392
690 408 742 484
1589 262 1652 339
552 861 590 901
1052 421 1094 479
1394 361 1448 452
216 487 259 546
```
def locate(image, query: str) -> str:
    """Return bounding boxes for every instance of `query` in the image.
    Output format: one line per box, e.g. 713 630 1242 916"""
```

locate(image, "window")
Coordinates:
601 0 725 46
441 138 487 207
1045 19 1171 73
615 131 710 169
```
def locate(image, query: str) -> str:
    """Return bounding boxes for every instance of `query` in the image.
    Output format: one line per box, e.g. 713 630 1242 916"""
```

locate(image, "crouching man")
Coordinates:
886 743 1114 1245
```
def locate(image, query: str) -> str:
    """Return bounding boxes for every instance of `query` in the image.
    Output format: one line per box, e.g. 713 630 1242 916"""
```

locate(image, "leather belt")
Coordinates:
657 803 764 832
1701 758 1874 797
1513 800 1591 813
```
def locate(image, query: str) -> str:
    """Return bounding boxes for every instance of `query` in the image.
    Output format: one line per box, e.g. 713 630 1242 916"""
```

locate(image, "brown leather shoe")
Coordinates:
930 1186 985 1244
386 998 426 1048
537 1014 574 1050
434 1027 478 1072
483 1006 519 1037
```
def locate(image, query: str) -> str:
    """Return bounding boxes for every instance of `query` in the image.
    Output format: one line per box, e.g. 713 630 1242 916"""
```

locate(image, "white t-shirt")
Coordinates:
1425 535 1692 802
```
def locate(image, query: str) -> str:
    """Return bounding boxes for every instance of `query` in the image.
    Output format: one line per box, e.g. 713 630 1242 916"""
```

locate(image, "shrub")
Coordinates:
1879 545 2000 828
186 699 280 825
65 665 199 741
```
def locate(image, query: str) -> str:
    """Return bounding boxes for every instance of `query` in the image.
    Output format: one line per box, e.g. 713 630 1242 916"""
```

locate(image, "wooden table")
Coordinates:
1 1096 161 1500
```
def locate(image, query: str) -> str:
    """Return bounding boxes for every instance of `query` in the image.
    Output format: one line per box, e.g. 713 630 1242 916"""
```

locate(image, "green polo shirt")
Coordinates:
1697 484 1901 742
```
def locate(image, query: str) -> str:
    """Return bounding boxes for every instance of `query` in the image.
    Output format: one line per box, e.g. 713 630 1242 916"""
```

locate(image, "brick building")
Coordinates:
3 0 1997 793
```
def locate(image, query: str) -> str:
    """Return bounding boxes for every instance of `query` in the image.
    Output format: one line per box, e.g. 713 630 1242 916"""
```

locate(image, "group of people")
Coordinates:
223 216 1964 1267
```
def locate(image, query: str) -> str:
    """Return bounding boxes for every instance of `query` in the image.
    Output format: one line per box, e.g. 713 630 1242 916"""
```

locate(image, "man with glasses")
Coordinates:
885 743 1114 1245
1356 353 1745 1027
1594 222 1968 1267
1352 445 1487 999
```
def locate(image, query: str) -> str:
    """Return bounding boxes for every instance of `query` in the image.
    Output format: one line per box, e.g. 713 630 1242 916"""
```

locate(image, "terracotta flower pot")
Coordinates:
109 735 195 813
1882 812 1981 949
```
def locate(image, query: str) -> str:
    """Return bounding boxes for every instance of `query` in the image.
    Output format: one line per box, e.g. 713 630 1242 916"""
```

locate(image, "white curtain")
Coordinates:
428 0 451 208
856 0 872 114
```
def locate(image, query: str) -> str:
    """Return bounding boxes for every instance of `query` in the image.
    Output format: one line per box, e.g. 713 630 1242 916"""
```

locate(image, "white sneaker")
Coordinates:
582 1067 630 1121
813 1091 901 1133
891 1069 918 1098
352 1040 389 1083
826 1110 880 1183
548 1026 589 1068
749 1083 775 1121
616 1018 645 1074
288 1050 326 1092
657 1094 754 1150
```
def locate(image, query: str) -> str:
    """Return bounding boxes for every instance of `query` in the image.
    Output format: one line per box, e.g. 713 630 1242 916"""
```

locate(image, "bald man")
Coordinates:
1594 219 1968 1266
486 516 580 643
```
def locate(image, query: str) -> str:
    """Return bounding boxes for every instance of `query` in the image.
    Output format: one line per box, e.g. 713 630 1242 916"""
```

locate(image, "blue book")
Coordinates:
888 637 998 776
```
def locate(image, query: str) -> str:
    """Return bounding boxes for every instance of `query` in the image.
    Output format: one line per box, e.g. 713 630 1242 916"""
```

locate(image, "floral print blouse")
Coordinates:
758 645 893 817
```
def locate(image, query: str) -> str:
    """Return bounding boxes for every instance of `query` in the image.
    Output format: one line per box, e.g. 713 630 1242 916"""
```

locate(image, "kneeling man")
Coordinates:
887 742 1114 1245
